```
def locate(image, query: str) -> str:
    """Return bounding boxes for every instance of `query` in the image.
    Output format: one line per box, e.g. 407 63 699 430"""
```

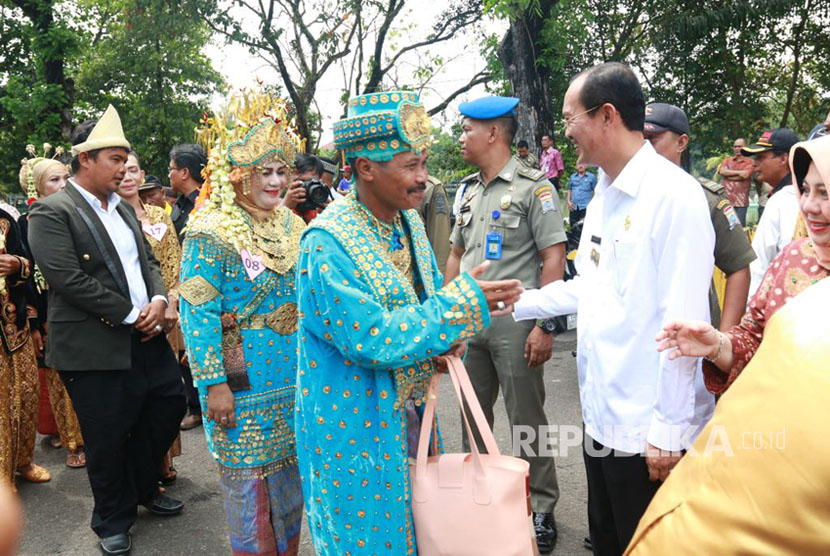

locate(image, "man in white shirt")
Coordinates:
498 63 715 555
741 128 801 299
28 106 186 556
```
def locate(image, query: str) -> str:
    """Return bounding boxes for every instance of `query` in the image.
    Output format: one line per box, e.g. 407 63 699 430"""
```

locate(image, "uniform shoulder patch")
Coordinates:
715 199 731 210
721 203 740 230
535 185 557 214
517 167 545 181
699 178 724 195
460 171 480 184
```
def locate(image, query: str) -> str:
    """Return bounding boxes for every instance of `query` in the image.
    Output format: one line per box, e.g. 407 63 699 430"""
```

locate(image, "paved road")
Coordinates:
18 330 589 555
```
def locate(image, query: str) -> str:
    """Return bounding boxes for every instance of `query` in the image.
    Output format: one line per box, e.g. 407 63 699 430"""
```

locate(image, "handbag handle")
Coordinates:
444 356 501 456
414 356 502 503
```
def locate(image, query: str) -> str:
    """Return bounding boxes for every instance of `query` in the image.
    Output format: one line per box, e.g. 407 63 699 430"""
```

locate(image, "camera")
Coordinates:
297 178 332 212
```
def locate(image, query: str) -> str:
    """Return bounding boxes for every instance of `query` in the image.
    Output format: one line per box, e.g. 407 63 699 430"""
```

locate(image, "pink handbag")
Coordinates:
410 356 537 556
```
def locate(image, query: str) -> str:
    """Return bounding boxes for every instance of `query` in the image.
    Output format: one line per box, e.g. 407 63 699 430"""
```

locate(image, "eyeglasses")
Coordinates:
561 105 600 128
168 165 181 172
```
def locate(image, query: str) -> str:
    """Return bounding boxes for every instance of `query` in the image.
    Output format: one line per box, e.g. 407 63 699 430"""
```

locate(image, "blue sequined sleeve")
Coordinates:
298 229 490 369
179 233 229 388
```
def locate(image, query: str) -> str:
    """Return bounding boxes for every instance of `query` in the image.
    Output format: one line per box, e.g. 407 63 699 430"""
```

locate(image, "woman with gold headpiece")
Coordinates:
17 146 86 470
657 134 830 393
179 90 306 556
0 146 54 488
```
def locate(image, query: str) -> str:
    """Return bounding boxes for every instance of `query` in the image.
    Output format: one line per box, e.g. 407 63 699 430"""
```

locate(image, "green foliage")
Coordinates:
0 0 221 192
485 0 829 176
427 124 475 185
75 0 222 178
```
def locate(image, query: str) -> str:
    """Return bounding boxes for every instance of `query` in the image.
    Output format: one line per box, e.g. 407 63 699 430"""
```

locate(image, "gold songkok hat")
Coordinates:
70 104 131 156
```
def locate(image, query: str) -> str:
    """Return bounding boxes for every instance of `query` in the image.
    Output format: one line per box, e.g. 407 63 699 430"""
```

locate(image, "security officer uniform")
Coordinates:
699 178 756 328
418 175 452 273
451 98 567 522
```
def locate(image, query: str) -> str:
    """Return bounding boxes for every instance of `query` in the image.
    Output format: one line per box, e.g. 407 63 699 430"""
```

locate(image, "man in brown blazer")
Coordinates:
27 106 186 556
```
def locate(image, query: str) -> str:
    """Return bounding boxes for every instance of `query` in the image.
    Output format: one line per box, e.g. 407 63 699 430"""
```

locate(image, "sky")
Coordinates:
204 3 505 146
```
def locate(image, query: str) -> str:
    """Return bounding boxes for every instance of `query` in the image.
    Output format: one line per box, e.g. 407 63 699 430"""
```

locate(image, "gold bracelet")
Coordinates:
705 331 724 363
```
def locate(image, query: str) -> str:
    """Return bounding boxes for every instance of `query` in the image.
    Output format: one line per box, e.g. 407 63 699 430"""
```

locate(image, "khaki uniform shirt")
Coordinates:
418 176 452 273
450 157 567 288
700 178 756 328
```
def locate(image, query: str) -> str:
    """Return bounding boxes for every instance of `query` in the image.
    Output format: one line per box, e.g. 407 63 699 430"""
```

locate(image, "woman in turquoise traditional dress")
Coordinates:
179 91 305 556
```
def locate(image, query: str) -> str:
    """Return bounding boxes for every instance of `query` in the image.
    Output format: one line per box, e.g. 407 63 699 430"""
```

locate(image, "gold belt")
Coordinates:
238 303 298 335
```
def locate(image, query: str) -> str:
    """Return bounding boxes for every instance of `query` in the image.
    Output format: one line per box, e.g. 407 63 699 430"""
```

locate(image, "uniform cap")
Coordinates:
644 103 690 136
139 175 163 191
741 128 800 156
459 96 519 120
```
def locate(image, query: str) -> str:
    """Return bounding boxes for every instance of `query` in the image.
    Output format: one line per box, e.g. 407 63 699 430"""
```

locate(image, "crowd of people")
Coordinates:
0 59 827 556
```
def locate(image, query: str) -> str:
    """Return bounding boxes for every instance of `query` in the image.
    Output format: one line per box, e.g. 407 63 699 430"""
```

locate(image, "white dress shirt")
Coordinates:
513 142 715 453
71 180 164 324
748 184 799 299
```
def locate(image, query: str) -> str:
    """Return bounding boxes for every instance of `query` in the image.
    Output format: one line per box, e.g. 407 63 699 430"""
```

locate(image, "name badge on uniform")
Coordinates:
485 231 503 260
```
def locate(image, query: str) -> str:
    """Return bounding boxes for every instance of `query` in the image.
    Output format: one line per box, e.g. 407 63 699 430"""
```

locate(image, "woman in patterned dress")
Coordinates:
179 90 305 556
116 150 183 484
18 152 86 469
657 135 830 393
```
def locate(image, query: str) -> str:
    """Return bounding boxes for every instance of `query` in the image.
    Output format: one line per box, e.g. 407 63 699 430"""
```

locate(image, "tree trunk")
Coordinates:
779 0 810 128
497 0 559 157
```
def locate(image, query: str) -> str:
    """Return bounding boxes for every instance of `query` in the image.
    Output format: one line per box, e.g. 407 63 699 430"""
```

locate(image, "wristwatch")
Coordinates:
536 318 557 334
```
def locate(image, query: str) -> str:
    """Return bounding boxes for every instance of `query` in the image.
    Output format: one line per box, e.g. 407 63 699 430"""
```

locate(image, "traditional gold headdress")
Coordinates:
189 88 304 252
70 104 130 156
19 143 67 203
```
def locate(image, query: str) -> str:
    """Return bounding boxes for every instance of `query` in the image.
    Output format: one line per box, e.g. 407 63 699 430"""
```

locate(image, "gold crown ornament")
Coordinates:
189 88 304 253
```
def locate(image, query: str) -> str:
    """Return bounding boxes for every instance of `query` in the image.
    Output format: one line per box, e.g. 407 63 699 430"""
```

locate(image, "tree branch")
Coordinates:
427 70 492 116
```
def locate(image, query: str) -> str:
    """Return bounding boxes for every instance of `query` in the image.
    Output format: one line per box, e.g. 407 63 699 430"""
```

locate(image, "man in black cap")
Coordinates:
138 175 168 212
643 102 755 331
740 128 800 298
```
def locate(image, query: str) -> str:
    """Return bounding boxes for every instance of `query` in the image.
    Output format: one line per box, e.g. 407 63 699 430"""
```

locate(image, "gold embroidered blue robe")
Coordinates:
179 207 305 477
295 196 490 555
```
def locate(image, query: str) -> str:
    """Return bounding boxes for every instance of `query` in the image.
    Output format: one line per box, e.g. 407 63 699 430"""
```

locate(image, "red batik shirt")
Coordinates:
721 155 755 207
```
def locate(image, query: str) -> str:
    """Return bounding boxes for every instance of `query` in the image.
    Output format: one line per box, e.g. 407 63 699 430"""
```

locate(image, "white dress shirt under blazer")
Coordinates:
70 180 164 324
513 142 716 453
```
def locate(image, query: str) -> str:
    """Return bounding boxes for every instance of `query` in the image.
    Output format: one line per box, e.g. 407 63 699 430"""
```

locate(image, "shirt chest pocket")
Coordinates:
494 214 523 251
612 239 638 295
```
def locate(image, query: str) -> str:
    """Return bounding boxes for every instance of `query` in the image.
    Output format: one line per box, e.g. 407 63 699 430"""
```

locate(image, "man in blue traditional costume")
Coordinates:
295 91 524 555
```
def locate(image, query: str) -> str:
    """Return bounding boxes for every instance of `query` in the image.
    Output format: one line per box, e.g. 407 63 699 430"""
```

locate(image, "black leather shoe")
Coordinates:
100 532 131 555
533 512 558 554
141 493 184 516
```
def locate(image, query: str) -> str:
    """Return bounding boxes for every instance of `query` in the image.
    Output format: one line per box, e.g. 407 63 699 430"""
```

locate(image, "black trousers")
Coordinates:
734 206 748 227
179 356 201 416
583 434 661 556
60 334 186 538
570 207 587 228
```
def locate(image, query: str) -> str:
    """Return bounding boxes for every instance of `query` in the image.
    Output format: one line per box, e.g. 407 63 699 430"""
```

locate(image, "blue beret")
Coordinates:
459 96 519 120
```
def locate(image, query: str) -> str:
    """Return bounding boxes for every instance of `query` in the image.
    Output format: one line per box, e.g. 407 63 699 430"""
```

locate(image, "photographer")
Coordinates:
281 153 333 223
